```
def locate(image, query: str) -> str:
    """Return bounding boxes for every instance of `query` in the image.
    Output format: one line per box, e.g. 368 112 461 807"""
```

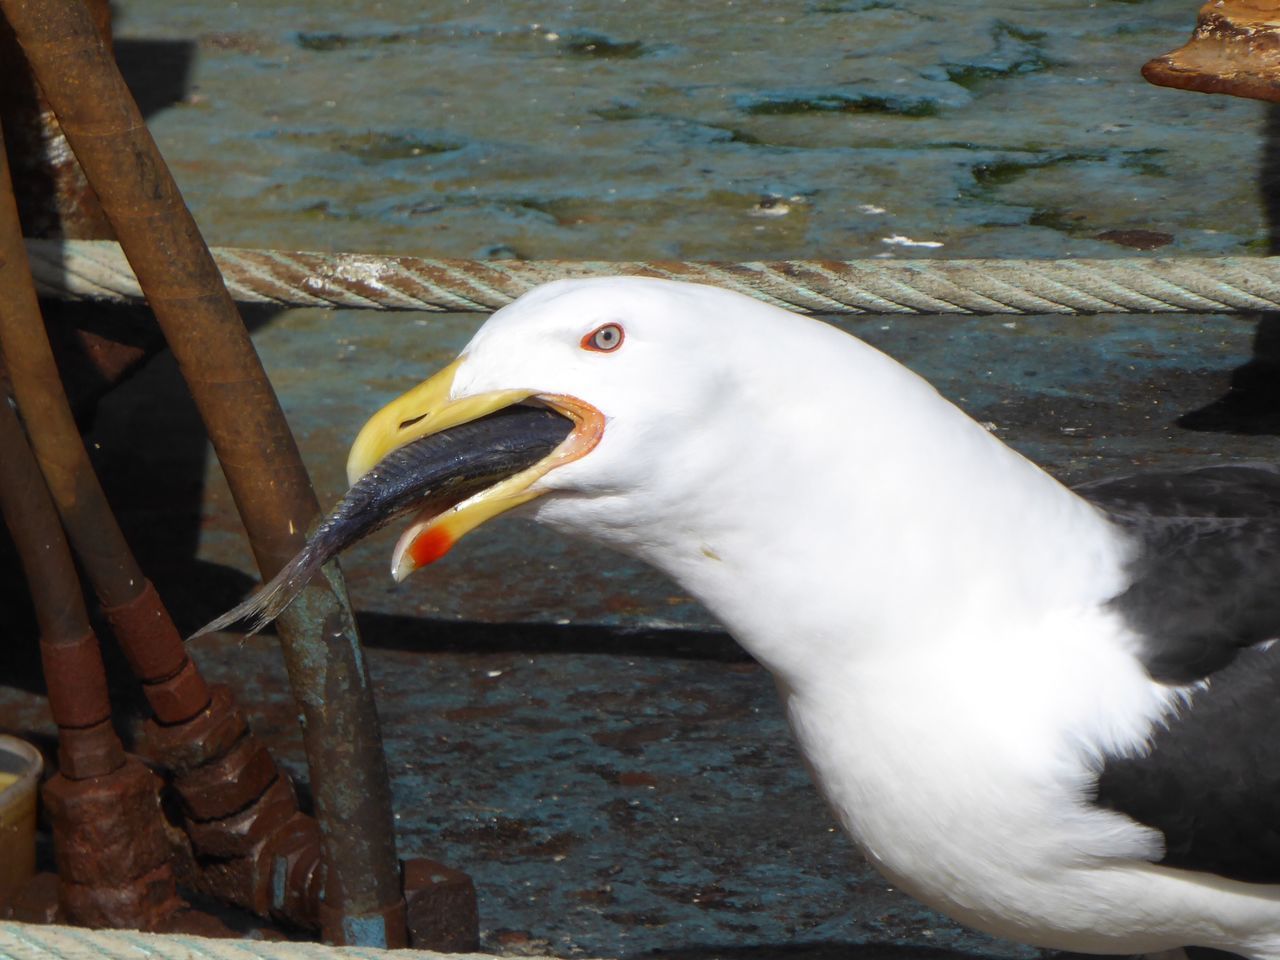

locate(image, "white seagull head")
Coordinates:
347 276 1128 675
348 277 872 579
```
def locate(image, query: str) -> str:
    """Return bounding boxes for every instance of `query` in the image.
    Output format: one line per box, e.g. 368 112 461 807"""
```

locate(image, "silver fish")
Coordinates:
191 405 573 639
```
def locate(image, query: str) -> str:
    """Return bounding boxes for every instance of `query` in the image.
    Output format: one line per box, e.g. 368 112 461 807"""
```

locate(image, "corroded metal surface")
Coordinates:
1144 0 1280 101
0 380 122 780
0 121 146 611
0 0 405 943
42 759 186 930
0 0 113 240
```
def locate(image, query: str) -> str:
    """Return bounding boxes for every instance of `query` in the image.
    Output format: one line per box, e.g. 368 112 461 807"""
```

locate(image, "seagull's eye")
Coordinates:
582 323 625 353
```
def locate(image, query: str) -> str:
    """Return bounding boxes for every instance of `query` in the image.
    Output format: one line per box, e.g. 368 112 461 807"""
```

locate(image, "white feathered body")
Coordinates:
455 279 1280 956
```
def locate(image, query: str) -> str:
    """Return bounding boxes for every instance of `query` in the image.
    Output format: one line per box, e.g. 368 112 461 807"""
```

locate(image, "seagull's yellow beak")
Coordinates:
346 356 604 580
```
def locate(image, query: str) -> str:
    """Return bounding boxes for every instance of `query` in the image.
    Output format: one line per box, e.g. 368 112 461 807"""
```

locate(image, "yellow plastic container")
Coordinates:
0 735 43 906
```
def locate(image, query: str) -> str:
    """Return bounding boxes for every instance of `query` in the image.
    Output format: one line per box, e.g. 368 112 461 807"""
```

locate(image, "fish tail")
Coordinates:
187 548 323 641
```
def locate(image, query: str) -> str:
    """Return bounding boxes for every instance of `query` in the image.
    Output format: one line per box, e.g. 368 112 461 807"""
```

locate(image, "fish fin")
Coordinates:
187 548 323 641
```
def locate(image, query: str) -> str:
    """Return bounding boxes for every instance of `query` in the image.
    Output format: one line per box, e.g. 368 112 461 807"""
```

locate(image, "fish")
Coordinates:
190 404 574 639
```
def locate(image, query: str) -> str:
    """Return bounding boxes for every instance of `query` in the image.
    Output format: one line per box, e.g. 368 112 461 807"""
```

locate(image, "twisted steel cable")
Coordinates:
25 238 1280 315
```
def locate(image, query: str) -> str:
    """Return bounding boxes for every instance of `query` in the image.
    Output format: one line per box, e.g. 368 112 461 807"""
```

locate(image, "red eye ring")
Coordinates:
582 322 625 353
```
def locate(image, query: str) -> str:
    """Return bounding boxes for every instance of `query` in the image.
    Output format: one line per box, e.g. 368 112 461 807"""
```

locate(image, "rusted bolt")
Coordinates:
174 734 278 822
60 862 184 930
140 684 247 774
42 758 171 885
55 718 124 780
184 774 299 859
262 812 324 929
194 848 272 918
141 657 212 726
401 858 480 953
186 812 321 925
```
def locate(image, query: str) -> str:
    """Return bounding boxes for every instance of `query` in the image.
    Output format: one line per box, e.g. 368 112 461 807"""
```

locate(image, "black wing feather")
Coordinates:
1079 463 1280 883
1078 463 1280 684
1094 644 1280 884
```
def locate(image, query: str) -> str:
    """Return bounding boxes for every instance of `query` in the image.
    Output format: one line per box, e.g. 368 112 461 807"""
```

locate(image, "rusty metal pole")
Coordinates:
0 0 406 946
0 115 212 727
0 391 121 779
1 111 333 933
0 392 192 931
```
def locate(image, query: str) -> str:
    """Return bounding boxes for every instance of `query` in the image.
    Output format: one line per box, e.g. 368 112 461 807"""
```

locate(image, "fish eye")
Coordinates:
582 322 625 353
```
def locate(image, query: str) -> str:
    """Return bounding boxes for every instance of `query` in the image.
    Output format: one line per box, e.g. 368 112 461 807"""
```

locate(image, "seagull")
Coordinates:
342 277 1280 958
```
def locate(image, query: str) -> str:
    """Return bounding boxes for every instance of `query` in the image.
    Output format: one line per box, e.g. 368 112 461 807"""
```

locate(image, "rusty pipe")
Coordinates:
0 388 124 779
0 0 114 240
0 113 209 724
0 388 188 929
0 1 405 945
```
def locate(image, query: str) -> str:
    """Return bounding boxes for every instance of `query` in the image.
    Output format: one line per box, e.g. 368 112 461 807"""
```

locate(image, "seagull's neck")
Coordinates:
630 339 1133 686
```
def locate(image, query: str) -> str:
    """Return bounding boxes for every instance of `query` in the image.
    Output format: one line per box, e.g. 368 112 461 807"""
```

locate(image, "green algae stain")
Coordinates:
743 92 940 118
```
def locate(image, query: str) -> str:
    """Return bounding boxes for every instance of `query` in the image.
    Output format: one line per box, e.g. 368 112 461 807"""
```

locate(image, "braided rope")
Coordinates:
0 922 567 960
25 239 1280 315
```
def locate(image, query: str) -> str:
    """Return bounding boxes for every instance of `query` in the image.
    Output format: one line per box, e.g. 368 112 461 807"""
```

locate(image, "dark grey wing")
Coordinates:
1077 463 1280 684
1078 463 1280 883
1076 462 1280 520
1094 643 1280 884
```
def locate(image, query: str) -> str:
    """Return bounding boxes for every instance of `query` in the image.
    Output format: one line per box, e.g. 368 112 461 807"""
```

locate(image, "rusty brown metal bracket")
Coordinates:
1144 0 1280 102
0 0 408 945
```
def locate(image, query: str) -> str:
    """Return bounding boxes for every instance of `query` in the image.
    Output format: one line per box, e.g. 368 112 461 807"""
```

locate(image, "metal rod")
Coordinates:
0 1 405 944
0 113 209 724
0 389 124 778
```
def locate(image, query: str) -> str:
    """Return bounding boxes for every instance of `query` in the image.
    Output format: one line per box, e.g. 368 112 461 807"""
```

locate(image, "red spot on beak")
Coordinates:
409 525 455 567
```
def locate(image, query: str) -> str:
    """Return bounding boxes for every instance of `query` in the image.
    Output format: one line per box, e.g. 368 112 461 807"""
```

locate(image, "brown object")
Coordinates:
0 2 405 942
0 107 205 723
140 684 248 773
1144 0 1280 101
103 580 190 682
43 757 186 928
139 657 212 726
0 0 113 239
0 352 125 781
43 759 172 885
183 774 300 859
173 736 279 822
55 720 125 782
37 632 112 731
191 812 324 927
1 872 63 924
261 815 325 929
59 864 183 930
0 348 102 679
402 858 481 953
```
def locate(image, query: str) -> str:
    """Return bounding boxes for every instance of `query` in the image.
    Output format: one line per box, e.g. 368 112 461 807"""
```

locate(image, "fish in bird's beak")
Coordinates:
346 355 605 581
189 361 599 640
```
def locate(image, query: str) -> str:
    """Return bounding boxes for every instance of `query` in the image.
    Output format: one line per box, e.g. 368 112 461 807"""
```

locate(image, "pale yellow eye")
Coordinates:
582 323 624 353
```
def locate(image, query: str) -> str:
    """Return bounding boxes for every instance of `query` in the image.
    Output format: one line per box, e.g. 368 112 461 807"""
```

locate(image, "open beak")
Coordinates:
346 356 604 580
